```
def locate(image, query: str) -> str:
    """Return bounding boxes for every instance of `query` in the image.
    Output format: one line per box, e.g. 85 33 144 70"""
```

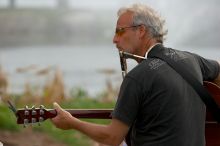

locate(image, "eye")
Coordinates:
115 28 125 36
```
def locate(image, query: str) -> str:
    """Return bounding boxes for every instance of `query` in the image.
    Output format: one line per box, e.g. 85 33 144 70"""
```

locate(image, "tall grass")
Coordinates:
0 64 118 145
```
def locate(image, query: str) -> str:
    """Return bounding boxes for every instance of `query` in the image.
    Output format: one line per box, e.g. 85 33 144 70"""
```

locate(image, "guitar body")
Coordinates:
204 81 220 146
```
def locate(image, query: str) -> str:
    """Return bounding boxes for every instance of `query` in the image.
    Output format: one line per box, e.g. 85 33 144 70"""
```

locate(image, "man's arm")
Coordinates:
51 103 129 146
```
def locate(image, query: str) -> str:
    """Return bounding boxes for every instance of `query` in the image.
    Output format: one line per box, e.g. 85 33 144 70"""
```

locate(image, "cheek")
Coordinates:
121 38 134 52
126 37 139 49
119 34 138 53
122 35 135 46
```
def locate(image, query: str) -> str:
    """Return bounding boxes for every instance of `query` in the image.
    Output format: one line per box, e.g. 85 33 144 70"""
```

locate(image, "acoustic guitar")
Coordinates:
203 81 220 146
9 81 220 146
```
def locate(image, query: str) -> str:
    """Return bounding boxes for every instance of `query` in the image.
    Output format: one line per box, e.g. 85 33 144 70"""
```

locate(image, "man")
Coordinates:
51 3 220 146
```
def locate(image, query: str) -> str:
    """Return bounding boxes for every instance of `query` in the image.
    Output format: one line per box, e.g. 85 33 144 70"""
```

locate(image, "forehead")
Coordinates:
116 11 133 27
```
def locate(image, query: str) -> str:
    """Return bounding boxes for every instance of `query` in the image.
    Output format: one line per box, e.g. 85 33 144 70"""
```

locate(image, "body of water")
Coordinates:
0 45 219 96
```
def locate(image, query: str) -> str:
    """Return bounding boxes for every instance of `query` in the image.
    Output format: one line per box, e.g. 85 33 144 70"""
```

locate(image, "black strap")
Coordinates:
148 45 220 123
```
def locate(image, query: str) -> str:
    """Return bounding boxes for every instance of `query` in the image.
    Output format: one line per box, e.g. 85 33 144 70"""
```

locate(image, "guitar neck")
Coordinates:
48 109 113 119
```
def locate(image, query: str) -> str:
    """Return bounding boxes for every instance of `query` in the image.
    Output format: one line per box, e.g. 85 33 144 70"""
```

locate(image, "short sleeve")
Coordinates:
112 76 142 127
194 54 220 81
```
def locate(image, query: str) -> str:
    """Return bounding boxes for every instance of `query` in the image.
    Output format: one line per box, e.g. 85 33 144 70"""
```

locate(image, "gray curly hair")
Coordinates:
118 3 168 43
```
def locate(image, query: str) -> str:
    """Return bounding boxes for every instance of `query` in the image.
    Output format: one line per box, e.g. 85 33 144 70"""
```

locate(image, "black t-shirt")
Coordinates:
112 45 219 146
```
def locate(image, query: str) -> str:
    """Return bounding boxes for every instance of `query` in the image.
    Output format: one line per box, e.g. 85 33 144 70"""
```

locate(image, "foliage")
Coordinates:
69 87 89 99
0 104 20 131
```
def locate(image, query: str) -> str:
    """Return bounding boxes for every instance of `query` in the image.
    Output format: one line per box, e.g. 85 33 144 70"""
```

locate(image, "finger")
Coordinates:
53 102 63 113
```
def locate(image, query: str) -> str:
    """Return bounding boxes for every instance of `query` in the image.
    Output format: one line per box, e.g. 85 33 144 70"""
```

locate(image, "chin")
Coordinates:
117 47 133 53
124 49 133 54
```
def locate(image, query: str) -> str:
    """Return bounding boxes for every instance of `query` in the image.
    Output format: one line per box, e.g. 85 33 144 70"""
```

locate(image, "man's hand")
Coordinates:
51 102 77 130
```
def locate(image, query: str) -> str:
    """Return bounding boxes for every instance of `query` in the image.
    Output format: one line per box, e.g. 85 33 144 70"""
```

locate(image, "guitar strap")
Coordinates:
148 44 220 123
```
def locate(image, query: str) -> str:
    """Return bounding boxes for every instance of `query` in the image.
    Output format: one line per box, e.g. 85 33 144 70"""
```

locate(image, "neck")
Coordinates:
136 38 158 63
145 39 158 53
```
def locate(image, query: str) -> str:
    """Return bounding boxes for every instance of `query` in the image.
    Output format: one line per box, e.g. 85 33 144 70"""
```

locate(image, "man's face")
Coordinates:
113 12 141 54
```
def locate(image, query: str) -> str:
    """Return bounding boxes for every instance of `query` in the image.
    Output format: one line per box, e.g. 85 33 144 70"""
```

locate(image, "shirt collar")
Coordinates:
144 43 161 58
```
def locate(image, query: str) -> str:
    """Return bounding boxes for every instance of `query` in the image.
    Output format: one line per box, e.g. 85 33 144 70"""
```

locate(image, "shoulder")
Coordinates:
125 58 166 85
129 58 166 74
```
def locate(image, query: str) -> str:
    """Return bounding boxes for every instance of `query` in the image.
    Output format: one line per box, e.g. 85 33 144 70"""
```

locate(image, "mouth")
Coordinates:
116 45 123 51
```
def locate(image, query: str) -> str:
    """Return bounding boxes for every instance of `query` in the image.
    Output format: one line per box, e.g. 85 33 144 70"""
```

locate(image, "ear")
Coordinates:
138 25 147 38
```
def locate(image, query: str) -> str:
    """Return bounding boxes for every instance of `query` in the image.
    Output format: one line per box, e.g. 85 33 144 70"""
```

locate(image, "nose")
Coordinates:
113 34 119 44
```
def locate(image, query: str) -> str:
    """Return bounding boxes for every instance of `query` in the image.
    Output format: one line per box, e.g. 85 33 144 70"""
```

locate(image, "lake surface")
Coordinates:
0 45 219 96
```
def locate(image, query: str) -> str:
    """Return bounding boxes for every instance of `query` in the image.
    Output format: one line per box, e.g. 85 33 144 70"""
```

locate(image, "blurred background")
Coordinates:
0 0 219 146
0 0 220 97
